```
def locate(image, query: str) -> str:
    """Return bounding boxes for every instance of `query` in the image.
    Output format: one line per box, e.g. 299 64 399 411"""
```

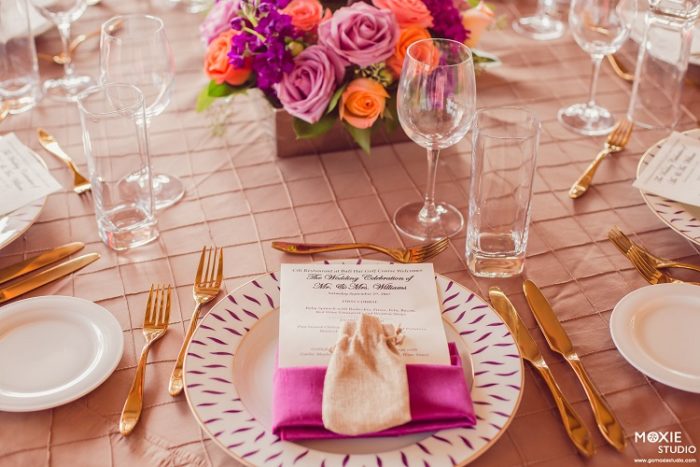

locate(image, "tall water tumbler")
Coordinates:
77 83 159 251
0 0 41 113
466 107 540 278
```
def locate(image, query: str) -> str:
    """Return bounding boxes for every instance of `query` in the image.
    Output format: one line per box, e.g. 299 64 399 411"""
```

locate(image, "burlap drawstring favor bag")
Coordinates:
321 313 411 435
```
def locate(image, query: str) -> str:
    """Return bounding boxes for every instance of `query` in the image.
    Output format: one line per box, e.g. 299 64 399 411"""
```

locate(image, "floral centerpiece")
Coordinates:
198 0 495 153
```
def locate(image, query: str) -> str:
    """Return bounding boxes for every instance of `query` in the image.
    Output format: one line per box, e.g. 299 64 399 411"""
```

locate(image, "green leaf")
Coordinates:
472 52 497 64
207 81 235 97
326 83 348 115
343 122 372 154
467 0 481 8
196 85 217 112
292 114 336 139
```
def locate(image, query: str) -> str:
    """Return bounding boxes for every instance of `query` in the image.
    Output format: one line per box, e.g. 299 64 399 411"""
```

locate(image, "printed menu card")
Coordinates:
278 263 450 368
633 132 700 207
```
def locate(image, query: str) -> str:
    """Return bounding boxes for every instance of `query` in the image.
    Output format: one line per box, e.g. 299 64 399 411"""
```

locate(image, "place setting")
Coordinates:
2 0 700 465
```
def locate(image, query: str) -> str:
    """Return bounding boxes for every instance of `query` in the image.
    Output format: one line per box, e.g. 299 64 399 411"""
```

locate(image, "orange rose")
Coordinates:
282 0 330 32
462 2 495 48
372 0 433 28
387 26 432 77
339 78 389 129
204 30 251 86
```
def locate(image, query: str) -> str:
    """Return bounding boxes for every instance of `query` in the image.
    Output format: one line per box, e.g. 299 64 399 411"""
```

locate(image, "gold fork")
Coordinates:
606 54 634 82
272 238 450 263
169 247 224 396
608 227 700 274
120 284 172 436
569 119 634 199
37 128 91 195
626 248 700 285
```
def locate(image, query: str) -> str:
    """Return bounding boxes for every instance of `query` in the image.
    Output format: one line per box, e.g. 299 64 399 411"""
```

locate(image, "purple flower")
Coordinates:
318 2 399 68
277 45 345 124
200 0 240 45
422 0 468 43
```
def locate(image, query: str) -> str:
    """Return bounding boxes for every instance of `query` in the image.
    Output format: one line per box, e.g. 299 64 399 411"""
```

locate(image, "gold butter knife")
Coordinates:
0 242 85 286
489 286 595 458
0 253 100 304
523 280 626 451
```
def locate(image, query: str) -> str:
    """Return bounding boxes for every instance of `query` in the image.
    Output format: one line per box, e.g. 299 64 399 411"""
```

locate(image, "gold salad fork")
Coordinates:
37 128 91 195
169 247 224 396
569 119 634 199
608 227 700 274
628 248 700 286
120 284 172 436
272 238 450 263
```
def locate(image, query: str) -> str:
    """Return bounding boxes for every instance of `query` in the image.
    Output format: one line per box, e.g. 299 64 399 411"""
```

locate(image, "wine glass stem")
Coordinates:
420 147 440 222
586 54 604 109
57 21 75 79
536 0 553 18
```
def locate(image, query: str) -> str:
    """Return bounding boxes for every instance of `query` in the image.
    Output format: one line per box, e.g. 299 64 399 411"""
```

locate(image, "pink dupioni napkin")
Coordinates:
272 343 476 440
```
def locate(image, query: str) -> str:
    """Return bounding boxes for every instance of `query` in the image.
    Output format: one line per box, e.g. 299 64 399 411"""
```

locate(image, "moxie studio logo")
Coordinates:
635 431 697 455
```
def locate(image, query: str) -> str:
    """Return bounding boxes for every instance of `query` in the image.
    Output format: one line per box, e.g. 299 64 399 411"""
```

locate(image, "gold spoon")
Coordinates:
38 19 122 65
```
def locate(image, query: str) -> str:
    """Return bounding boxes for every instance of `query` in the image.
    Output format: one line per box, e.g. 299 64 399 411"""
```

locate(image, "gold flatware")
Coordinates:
272 238 450 263
37 128 91 194
38 20 122 65
488 286 595 458
608 227 700 274
0 102 9 123
120 284 172 436
523 280 626 451
627 247 700 285
569 119 634 199
169 247 223 396
0 253 100 304
0 241 85 286
606 54 634 82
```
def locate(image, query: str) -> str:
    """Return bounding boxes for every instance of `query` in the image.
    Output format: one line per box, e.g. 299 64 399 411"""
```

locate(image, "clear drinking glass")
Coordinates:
466 107 540 278
100 14 184 210
558 0 637 136
627 0 700 129
169 0 213 13
0 0 41 113
395 38 476 241
512 0 565 40
29 0 93 101
77 83 159 251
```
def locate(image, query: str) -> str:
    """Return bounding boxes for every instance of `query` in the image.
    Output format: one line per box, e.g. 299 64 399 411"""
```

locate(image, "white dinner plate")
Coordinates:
0 296 124 411
630 16 700 67
184 260 524 466
610 283 700 393
637 128 700 247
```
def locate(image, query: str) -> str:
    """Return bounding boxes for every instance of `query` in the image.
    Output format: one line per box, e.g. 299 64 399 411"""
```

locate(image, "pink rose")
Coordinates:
462 2 495 48
372 0 433 29
277 45 345 124
200 0 240 44
282 0 330 32
318 2 399 68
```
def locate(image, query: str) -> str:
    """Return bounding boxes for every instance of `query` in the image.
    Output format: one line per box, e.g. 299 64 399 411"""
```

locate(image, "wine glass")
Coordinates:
558 0 637 135
512 0 565 41
30 0 94 101
395 38 476 241
99 14 184 210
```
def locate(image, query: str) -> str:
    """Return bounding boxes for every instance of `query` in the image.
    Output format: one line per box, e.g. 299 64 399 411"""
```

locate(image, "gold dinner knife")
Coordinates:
523 280 626 452
0 242 85 286
0 253 100 304
488 286 595 458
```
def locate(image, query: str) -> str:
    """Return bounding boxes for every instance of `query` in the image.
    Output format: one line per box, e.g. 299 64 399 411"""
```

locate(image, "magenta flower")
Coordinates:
318 2 399 68
200 0 240 44
277 45 345 124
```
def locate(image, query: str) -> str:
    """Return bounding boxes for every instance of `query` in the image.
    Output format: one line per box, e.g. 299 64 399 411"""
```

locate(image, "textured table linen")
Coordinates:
1 0 699 466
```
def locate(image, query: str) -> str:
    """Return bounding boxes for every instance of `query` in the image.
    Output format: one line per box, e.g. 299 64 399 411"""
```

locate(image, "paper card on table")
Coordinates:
278 262 450 368
0 133 61 217
633 132 700 207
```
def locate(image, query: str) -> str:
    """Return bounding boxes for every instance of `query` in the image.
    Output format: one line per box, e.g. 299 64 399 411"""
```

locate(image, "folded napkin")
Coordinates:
272 342 476 440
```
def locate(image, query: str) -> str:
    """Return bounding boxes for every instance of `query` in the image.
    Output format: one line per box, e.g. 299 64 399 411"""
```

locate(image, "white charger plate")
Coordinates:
0 296 124 411
184 260 524 466
636 128 700 247
610 283 700 393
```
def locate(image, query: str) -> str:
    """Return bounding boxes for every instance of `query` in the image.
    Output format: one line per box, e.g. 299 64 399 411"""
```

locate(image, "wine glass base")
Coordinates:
393 202 464 241
558 103 615 136
153 173 185 210
43 75 94 102
512 15 565 41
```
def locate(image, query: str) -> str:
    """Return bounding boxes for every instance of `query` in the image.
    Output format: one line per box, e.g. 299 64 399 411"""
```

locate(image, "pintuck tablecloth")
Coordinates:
1 0 699 465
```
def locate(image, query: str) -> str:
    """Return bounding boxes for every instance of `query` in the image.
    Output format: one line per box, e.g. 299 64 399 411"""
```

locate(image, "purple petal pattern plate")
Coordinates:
183 260 523 466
